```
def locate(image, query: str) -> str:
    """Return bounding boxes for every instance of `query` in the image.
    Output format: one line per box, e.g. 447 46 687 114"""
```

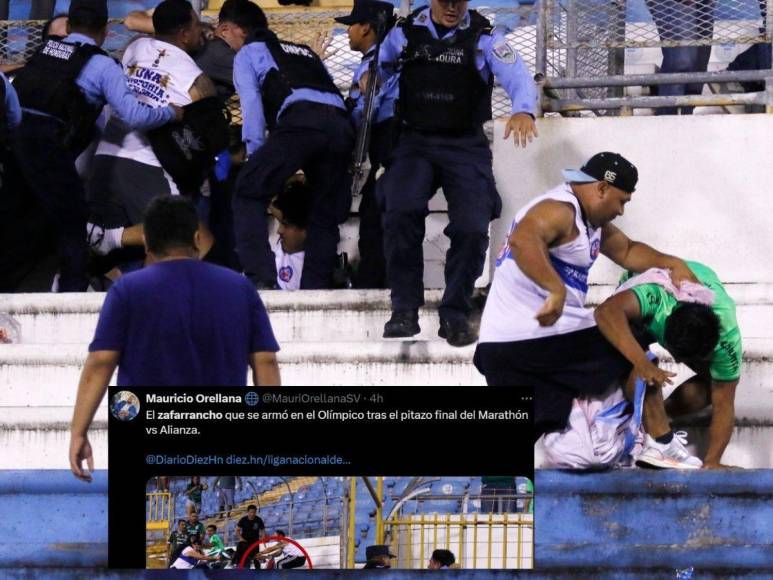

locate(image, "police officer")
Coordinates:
11 0 182 292
377 0 538 346
232 6 354 289
362 544 396 569
0 72 39 293
335 0 396 289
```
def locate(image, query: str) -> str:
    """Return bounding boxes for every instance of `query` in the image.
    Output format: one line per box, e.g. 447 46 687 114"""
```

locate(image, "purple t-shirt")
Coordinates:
89 260 279 386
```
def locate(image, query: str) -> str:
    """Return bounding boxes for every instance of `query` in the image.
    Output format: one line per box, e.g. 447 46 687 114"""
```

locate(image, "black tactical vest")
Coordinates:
12 38 107 151
147 96 231 195
246 29 341 128
398 9 494 132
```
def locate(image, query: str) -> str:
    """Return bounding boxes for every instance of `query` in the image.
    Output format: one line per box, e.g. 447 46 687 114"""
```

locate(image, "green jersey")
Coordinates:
206 533 225 556
622 261 742 382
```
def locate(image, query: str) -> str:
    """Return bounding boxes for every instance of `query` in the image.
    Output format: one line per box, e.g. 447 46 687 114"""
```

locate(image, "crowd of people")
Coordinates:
26 0 739 477
0 0 537 351
165 502 307 569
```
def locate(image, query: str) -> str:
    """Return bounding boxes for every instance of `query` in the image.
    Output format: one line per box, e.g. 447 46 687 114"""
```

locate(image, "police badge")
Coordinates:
492 40 516 64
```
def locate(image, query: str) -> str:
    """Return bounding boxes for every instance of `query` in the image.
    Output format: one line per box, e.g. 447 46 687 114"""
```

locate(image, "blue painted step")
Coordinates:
535 469 773 572
0 470 107 568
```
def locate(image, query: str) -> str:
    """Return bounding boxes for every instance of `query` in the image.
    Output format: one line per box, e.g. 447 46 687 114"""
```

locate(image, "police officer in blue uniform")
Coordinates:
377 0 538 346
336 0 396 289
232 5 354 289
11 0 181 292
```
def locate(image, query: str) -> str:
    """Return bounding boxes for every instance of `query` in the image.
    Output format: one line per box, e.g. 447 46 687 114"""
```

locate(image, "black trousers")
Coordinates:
474 326 643 440
14 114 89 291
354 118 397 289
277 555 306 569
233 102 354 289
376 126 501 321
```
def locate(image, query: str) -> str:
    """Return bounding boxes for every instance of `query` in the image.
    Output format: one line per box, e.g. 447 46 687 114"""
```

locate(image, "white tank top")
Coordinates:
478 183 602 343
95 38 202 170
274 241 305 291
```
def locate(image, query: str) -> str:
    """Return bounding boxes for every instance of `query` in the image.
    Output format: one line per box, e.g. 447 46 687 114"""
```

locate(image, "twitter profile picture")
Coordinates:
110 391 141 421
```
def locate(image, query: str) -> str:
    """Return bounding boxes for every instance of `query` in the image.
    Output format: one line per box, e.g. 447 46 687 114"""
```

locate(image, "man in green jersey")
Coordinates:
204 524 226 559
595 261 742 469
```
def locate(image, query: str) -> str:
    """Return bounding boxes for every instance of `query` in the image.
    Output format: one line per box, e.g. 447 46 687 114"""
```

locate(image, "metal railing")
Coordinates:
384 512 534 570
536 0 773 114
146 491 173 531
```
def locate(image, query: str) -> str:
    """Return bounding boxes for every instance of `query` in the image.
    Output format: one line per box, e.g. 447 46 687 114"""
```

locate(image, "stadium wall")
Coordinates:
492 114 773 285
535 469 773 574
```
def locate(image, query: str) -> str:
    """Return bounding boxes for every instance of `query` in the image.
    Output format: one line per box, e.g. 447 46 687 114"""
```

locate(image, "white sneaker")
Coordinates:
87 223 123 256
636 431 702 470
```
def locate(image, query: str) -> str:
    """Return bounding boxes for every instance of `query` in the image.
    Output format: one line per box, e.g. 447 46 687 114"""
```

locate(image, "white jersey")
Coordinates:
279 540 304 558
275 241 304 291
171 546 198 569
479 183 602 343
95 38 202 172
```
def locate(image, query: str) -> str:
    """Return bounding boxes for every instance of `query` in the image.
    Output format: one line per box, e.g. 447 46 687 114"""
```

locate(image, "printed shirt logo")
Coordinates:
280 43 314 59
172 126 204 160
278 266 294 283
126 64 170 105
42 40 75 60
495 219 517 267
152 48 167 67
590 238 601 260
492 41 516 64
549 254 590 294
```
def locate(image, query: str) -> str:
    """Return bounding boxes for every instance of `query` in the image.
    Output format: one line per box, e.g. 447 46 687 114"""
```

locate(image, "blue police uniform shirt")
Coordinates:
350 45 397 129
233 41 346 155
378 8 537 117
1 72 22 129
22 33 175 130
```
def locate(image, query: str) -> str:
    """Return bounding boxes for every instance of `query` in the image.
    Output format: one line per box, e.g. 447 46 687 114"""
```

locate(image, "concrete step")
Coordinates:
0 470 107 568
1 339 772 417
3 285 773 344
534 424 773 470
0 340 485 394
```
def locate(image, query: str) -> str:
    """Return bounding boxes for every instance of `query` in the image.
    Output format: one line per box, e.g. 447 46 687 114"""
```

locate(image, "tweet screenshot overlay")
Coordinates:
107 387 533 569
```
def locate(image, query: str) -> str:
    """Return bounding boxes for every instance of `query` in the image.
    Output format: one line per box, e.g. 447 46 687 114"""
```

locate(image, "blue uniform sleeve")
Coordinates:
246 282 280 353
233 46 267 156
377 27 406 88
95 56 175 130
89 282 129 353
2 73 22 129
479 29 537 117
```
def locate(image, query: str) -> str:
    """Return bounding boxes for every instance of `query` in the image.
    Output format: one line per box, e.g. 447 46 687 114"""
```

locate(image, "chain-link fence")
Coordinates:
0 7 519 124
539 0 773 112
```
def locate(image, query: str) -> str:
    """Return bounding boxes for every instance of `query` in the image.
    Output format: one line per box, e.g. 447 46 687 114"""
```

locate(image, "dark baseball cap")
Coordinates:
562 152 638 193
68 0 108 24
366 544 396 559
335 0 394 26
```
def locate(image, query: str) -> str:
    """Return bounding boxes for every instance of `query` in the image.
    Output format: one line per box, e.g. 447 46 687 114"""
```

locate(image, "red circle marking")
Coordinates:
238 534 314 569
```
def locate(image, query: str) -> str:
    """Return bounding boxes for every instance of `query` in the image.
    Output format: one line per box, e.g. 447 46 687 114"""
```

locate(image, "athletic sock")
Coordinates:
655 431 674 445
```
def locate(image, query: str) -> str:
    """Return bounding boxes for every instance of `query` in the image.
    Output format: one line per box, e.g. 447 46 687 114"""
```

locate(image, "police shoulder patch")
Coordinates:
492 40 516 64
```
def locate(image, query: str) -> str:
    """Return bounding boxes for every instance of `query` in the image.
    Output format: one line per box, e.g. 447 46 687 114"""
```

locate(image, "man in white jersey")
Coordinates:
170 535 217 569
86 0 215 257
269 178 312 290
256 530 307 569
475 152 697 442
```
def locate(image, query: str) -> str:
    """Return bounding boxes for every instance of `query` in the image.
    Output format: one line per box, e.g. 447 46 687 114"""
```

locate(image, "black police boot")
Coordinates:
383 309 420 338
438 316 477 347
